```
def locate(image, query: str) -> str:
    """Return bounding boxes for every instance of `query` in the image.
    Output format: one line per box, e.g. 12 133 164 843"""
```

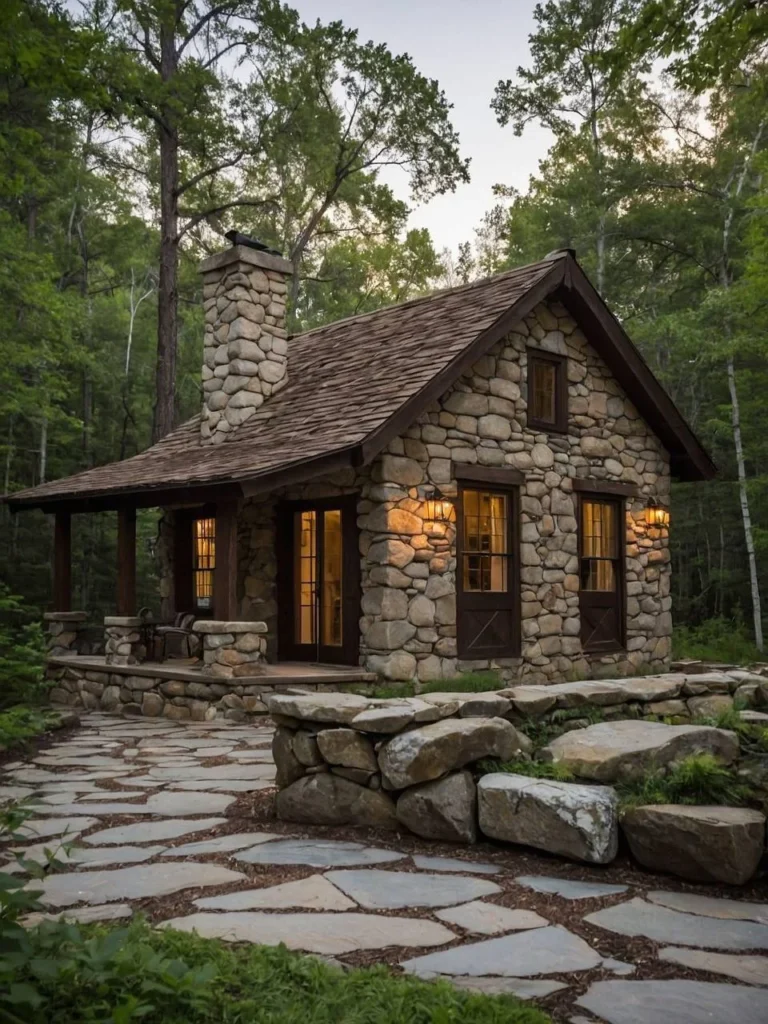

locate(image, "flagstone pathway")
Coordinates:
2 711 767 1024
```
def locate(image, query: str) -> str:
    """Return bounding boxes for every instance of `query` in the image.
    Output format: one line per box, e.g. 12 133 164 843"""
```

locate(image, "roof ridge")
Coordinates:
290 253 564 342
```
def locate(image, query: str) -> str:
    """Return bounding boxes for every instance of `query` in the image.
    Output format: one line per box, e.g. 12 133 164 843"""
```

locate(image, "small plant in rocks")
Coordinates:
476 757 575 782
618 753 755 809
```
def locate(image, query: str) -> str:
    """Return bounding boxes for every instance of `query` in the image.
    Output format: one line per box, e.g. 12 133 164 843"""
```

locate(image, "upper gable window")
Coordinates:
527 350 567 433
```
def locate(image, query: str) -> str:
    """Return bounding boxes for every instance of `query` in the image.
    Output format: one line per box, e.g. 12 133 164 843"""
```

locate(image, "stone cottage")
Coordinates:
7 239 715 690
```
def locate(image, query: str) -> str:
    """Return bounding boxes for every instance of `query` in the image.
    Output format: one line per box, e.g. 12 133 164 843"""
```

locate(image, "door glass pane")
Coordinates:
582 501 617 558
193 518 215 609
294 511 317 644
531 358 556 423
463 490 509 592
582 559 616 591
322 509 343 647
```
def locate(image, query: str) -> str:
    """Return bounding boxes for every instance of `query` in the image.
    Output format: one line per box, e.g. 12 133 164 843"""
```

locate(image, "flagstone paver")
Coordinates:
585 897 768 950
34 861 247 907
657 947 768 986
576 980 768 1024
160 911 456 954
434 901 549 934
4 708 768 1024
325 869 501 909
23 904 134 926
516 874 628 899
195 874 356 911
401 925 604 977
236 838 405 868
82 817 228 845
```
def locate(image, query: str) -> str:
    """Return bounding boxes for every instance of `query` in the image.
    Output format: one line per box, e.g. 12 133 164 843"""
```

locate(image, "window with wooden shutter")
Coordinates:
527 350 568 432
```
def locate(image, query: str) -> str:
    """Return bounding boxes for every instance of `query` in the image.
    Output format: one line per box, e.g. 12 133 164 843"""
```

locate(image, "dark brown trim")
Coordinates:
456 479 521 660
453 464 525 486
116 507 137 616
8 483 245 515
213 499 238 620
571 478 639 498
357 262 567 466
527 349 568 433
577 491 626 653
53 511 71 612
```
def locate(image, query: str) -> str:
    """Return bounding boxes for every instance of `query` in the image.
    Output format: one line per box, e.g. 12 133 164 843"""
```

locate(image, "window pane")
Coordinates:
582 500 617 558
582 559 616 592
531 358 556 423
322 509 343 647
294 511 317 644
193 518 215 608
462 490 510 593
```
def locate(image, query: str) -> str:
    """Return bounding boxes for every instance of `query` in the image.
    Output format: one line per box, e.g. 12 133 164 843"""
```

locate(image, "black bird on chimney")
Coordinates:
224 230 283 257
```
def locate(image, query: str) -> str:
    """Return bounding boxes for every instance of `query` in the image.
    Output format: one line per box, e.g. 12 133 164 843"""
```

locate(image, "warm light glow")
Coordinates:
646 501 670 528
424 492 455 523
193 518 215 608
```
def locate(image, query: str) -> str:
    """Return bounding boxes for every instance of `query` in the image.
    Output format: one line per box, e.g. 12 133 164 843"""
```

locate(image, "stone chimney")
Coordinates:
199 238 292 444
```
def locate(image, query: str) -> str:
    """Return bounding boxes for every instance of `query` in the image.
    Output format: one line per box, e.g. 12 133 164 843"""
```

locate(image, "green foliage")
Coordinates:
477 757 575 782
0 706 62 751
366 672 503 699
673 618 763 665
0 586 46 708
618 753 755 809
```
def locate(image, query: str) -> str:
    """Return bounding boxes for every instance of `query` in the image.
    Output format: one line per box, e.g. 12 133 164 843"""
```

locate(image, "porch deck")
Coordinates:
47 654 377 687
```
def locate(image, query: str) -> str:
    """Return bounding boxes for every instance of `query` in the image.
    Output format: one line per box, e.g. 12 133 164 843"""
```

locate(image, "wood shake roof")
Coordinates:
5 251 715 512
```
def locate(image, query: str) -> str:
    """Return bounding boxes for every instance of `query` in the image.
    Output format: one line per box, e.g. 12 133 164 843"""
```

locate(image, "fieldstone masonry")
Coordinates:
104 616 145 666
200 245 292 444
194 620 268 679
44 611 87 657
229 299 672 684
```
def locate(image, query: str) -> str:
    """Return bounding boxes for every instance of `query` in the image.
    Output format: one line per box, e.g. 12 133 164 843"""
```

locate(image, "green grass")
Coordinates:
477 757 575 782
13 918 551 1024
673 617 762 665
0 705 64 752
618 753 755 809
365 671 503 700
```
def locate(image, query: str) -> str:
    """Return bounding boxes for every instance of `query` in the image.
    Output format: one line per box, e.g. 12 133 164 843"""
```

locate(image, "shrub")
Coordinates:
618 753 754 809
0 706 63 752
477 757 575 782
0 584 46 709
420 671 502 694
673 617 762 665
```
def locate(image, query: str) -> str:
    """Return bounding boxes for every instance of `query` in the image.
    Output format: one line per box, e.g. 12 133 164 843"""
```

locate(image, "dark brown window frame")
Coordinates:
577 491 626 653
456 471 521 660
527 349 568 433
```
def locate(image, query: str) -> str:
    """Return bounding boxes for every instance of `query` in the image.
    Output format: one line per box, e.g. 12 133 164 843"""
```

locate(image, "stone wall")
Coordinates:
44 612 88 657
196 620 268 678
104 616 145 665
162 298 672 685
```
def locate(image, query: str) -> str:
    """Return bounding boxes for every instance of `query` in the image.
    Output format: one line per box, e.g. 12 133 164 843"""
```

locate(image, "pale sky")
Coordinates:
295 0 552 251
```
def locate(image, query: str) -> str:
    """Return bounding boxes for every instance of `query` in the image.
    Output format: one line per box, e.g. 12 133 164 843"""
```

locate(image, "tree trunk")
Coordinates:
152 24 179 444
727 356 763 650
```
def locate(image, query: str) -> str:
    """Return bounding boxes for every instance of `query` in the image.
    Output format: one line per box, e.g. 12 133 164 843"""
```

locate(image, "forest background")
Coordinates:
2 0 767 664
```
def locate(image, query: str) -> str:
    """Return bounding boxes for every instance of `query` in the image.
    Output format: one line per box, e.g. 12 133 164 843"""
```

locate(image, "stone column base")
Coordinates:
44 611 88 657
193 620 268 678
104 616 145 665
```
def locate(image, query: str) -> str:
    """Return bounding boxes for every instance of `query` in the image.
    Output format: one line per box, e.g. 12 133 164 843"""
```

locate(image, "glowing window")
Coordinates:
193 518 215 608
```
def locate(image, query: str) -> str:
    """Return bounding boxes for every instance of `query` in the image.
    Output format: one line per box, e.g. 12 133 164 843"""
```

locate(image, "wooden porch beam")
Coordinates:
116 506 137 616
214 499 238 621
53 511 72 612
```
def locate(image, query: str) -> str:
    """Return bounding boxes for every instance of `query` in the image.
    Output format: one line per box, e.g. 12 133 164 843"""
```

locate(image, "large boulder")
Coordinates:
477 773 619 864
317 728 377 771
396 771 477 843
419 691 512 718
378 717 522 790
276 772 397 830
621 804 766 884
503 676 685 713
265 692 373 725
272 726 304 787
542 720 740 783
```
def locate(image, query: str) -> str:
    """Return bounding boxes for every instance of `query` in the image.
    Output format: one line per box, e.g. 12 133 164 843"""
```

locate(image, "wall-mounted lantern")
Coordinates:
423 487 455 524
646 498 670 529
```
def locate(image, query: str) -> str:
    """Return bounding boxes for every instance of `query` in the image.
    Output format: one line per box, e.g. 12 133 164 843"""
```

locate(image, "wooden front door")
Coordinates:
579 495 625 652
277 495 360 665
457 483 520 658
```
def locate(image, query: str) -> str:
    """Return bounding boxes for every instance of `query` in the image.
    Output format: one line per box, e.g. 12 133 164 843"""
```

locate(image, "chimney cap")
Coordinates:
225 230 283 257
544 247 576 260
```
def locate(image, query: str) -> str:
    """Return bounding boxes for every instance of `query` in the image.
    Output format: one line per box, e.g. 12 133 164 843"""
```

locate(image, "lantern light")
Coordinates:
424 488 455 523
646 498 670 528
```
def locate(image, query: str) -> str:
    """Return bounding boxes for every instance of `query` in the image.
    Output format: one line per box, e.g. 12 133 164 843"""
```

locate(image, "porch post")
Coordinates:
214 499 238 621
53 511 71 612
116 506 137 615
